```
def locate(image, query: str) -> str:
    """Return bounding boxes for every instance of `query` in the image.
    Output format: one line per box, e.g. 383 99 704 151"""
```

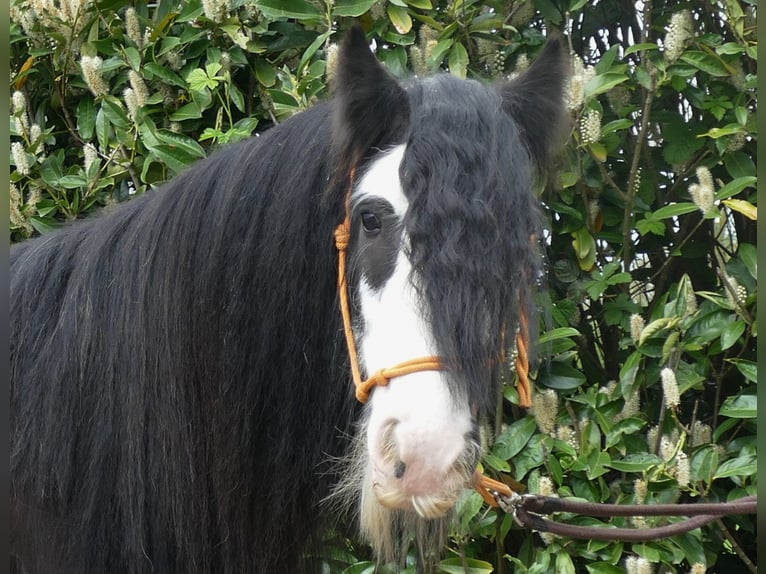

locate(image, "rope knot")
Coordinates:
334 223 350 251
355 370 391 403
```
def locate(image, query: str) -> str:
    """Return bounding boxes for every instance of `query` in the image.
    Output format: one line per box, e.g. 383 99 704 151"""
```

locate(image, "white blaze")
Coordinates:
353 145 474 517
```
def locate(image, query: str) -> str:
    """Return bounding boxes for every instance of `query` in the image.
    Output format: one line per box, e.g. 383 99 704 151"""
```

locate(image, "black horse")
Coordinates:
11 27 567 573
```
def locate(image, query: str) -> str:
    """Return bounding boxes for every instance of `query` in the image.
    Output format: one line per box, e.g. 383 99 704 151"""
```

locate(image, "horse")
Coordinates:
10 26 568 573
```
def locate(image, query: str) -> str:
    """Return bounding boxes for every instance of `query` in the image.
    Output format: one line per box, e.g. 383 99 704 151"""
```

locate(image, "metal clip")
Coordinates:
492 490 523 522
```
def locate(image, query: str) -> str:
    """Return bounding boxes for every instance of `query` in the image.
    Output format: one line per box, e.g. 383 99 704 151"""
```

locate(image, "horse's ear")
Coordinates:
332 26 409 169
498 35 570 170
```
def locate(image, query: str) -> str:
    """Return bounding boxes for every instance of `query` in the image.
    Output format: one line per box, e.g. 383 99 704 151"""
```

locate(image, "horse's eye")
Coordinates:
361 212 381 234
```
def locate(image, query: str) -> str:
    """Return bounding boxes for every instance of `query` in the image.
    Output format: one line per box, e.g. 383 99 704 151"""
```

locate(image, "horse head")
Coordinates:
330 27 569 561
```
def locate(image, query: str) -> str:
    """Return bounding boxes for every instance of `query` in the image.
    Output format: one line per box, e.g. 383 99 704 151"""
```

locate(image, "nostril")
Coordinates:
394 460 406 479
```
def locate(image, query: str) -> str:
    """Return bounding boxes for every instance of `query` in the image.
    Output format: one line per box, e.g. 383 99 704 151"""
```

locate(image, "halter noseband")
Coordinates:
333 167 531 506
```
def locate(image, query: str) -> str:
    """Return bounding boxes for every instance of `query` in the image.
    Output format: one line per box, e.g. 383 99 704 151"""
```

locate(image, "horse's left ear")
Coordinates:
332 26 410 170
498 35 570 170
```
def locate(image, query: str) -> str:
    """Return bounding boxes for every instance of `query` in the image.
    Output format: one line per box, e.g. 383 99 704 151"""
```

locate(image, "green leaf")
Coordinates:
671 532 706 566
715 176 757 200
387 4 413 34
539 362 586 390
147 145 201 174
169 101 203 122
455 490 485 532
691 445 718 482
738 244 757 279
652 202 698 220
186 68 217 92
405 0 432 8
483 452 511 472
492 417 537 461
586 563 626 574
605 417 646 449
340 562 376 574
221 25 249 49
448 42 468 78
101 96 130 128
77 98 97 140
144 62 186 88
720 320 746 350
680 51 730 76
256 0 321 21
229 84 246 114
636 218 666 236
584 72 629 99
555 552 576 574
571 227 596 271
253 58 277 87
586 451 612 480
427 37 454 68
538 327 580 345
513 434 545 479
439 557 494 574
713 454 756 479
95 107 110 150
30 216 61 234
607 453 663 473
725 359 756 383
698 123 746 139
57 175 88 189
297 30 333 77
154 129 206 159
123 46 141 71
719 395 756 419
619 351 641 393
724 151 756 179
600 118 634 135
333 0 378 16
589 141 607 162
624 43 658 56
716 42 745 55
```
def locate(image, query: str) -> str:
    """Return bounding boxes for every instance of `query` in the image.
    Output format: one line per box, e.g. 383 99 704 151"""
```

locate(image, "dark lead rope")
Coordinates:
492 492 757 543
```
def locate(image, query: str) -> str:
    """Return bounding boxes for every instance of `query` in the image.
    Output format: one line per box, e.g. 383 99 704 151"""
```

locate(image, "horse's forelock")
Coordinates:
401 75 544 413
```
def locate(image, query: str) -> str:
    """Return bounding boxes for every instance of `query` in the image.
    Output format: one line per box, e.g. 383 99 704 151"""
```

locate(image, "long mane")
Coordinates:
11 103 356 573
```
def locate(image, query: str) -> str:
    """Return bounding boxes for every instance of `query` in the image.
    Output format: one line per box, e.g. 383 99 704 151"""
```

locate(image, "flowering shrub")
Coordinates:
10 1 756 573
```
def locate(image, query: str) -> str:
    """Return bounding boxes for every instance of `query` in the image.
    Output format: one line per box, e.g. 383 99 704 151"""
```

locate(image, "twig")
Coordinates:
715 518 757 573
596 161 628 201
647 217 706 284
621 86 654 272
621 0 654 272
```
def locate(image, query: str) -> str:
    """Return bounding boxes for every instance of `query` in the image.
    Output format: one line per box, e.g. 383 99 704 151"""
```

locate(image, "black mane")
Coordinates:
11 103 356 573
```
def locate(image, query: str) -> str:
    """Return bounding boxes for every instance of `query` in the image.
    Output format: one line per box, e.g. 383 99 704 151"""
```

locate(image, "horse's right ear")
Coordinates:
498 35 570 172
332 26 410 170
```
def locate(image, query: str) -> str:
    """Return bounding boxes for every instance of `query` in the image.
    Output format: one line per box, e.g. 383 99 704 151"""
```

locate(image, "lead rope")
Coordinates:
333 169 530 505
493 493 757 542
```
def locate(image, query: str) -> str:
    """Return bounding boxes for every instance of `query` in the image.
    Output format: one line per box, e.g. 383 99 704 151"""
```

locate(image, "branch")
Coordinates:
716 518 757 574
621 0 654 272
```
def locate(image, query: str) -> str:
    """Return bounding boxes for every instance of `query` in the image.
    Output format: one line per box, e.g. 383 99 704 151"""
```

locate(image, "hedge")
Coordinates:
10 1 757 572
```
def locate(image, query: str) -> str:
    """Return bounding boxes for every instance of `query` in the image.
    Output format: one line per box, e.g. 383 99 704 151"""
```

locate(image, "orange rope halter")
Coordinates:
333 168 531 506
